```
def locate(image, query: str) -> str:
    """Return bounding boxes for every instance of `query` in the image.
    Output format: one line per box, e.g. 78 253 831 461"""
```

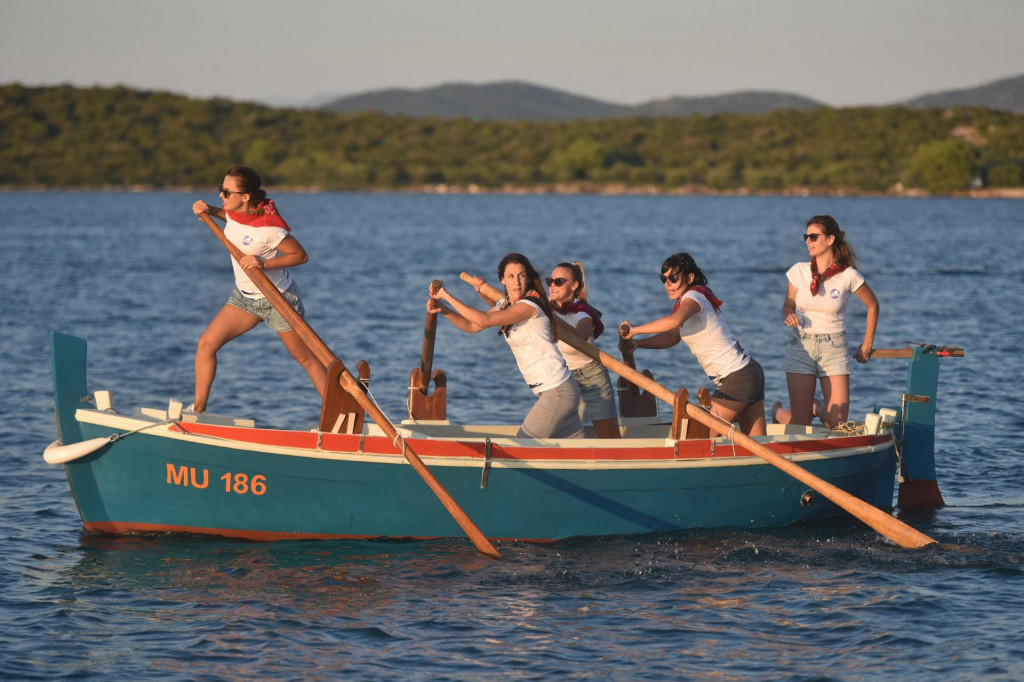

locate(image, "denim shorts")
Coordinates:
227 281 305 332
571 360 618 421
783 329 852 377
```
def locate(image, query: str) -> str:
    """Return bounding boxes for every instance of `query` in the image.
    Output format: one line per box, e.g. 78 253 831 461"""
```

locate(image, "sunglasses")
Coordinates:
545 277 569 287
219 186 244 198
659 272 683 284
803 233 823 242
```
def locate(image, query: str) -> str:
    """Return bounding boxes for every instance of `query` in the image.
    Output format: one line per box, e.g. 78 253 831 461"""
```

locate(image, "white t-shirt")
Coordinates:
553 307 596 370
677 291 750 381
224 216 292 298
787 263 865 334
498 297 572 395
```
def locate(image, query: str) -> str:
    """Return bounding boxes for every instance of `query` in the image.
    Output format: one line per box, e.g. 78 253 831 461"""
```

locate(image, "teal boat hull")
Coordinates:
51 332 900 542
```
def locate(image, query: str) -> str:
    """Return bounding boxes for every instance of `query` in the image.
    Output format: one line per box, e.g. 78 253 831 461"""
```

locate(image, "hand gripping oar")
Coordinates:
461 272 936 549
197 214 500 559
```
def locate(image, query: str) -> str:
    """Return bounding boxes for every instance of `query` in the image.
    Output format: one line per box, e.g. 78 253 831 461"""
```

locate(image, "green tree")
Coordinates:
903 139 975 194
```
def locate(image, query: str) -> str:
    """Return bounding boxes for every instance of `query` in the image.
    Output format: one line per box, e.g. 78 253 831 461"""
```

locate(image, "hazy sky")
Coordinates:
2 0 1022 107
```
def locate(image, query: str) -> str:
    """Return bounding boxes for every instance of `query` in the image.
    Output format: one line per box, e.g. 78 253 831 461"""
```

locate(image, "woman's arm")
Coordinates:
572 315 594 340
782 283 800 327
621 297 699 338
619 298 699 350
853 283 879 363
432 285 536 334
237 235 308 271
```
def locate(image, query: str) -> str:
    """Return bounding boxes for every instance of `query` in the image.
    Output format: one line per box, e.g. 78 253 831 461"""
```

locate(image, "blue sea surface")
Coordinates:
1 192 1022 680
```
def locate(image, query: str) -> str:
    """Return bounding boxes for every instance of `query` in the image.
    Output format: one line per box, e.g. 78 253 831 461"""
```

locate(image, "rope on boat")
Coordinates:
830 421 864 435
363 381 406 453
113 417 178 442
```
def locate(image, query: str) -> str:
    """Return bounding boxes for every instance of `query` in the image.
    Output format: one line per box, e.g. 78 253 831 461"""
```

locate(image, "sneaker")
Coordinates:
183 403 205 415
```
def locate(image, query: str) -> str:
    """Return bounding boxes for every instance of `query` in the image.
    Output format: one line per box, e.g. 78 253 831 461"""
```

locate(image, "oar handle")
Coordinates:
418 280 442 392
459 270 938 550
199 214 500 559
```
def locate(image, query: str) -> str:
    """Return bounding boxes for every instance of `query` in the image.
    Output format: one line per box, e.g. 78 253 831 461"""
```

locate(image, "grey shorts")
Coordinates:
519 379 585 439
783 329 852 377
571 360 618 422
227 281 305 332
712 359 765 404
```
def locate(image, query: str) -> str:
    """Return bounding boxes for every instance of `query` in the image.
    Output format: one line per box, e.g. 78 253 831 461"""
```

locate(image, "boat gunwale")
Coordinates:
73 407 894 471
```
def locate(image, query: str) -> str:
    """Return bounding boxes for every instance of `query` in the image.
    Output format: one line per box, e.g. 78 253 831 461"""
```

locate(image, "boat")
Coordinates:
46 329 959 545
45 216 960 551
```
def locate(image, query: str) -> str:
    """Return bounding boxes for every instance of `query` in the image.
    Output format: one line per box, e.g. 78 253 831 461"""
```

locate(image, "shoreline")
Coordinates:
2 182 1022 199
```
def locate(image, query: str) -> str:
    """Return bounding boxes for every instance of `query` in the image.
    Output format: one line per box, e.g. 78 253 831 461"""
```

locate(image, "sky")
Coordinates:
2 0 1022 108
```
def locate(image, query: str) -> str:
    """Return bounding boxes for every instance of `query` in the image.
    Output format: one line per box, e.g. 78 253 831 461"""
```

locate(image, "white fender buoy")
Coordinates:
43 437 112 465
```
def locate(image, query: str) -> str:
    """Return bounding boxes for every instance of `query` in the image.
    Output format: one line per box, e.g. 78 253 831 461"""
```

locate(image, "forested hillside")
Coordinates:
2 83 1023 194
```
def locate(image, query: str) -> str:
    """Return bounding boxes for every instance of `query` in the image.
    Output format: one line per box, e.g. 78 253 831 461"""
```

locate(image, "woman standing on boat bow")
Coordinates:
429 253 584 439
772 215 879 428
620 252 767 436
189 166 326 413
546 261 620 438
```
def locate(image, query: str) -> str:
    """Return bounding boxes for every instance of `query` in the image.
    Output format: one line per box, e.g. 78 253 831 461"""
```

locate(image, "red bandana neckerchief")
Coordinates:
809 260 847 296
225 199 291 231
674 286 723 313
552 299 605 338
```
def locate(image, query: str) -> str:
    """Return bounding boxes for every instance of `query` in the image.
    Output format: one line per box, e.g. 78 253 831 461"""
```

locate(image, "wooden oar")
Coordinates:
197 214 500 559
461 272 936 549
417 280 442 393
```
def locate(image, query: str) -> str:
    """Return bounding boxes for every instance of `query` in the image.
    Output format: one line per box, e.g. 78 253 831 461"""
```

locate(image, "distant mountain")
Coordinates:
632 91 823 117
902 73 1024 114
321 81 628 120
320 81 824 120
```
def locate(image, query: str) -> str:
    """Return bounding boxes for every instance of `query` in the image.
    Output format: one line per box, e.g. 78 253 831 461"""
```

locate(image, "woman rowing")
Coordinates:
189 166 325 413
546 261 620 438
619 252 767 436
429 253 584 439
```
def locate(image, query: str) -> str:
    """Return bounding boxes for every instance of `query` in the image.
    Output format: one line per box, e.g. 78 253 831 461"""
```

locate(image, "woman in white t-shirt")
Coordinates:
547 261 620 438
189 166 326 414
772 215 879 428
429 253 584 439
620 252 767 436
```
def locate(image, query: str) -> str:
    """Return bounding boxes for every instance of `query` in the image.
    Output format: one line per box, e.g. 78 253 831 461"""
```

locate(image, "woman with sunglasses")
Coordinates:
188 166 325 414
546 262 620 438
772 215 879 428
620 252 767 436
429 253 584 439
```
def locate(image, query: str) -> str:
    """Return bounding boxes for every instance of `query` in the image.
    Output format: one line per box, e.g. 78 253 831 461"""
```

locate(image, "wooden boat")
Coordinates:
45 216 958 551
46 330 958 544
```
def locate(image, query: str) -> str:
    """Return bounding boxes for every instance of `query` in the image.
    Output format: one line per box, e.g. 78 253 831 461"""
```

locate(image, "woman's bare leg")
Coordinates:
711 397 766 436
818 375 850 428
775 373 817 425
278 329 327 400
592 417 622 439
194 305 260 412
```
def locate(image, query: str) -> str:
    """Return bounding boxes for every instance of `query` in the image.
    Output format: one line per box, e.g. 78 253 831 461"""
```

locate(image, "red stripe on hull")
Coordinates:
174 422 889 462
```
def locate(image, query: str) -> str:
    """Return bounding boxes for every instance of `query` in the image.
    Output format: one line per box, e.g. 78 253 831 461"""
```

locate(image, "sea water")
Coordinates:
1 192 1021 679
